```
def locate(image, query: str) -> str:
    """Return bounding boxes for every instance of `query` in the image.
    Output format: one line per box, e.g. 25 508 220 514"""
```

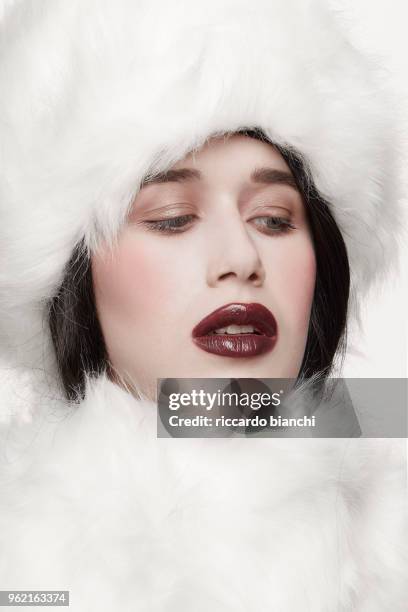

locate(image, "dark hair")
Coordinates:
48 243 109 401
49 128 350 401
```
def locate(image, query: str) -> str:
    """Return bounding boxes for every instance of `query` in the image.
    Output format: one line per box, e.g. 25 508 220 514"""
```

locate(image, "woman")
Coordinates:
0 1 406 610
51 129 349 404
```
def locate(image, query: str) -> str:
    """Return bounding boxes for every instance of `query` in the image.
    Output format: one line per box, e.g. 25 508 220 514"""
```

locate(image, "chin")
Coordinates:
197 361 283 379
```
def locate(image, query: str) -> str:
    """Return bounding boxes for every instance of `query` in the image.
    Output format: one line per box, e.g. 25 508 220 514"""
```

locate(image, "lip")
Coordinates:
192 302 278 358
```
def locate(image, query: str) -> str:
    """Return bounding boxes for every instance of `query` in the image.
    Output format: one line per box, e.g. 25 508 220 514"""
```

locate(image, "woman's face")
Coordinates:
92 135 316 399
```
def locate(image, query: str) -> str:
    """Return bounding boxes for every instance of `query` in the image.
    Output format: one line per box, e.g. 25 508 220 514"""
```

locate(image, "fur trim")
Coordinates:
0 374 407 610
0 0 404 367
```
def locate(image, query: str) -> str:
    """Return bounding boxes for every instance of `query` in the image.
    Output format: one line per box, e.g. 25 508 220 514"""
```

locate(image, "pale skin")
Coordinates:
92 134 316 400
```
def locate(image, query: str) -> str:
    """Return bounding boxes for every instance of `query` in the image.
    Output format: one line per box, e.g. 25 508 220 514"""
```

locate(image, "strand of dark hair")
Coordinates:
48 241 108 402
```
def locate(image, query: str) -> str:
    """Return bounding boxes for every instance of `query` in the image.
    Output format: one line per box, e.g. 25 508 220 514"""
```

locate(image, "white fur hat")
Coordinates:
0 0 403 371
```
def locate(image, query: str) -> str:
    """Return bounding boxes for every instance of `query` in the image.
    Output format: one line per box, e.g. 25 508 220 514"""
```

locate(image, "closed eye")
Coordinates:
250 216 296 235
141 214 196 233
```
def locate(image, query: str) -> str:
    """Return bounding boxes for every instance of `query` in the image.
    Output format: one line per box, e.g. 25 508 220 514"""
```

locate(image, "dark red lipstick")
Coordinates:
192 303 278 357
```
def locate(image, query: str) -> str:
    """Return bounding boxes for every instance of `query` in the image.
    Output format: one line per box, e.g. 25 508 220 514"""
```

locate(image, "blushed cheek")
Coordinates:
273 236 316 335
92 232 173 323
290 249 315 327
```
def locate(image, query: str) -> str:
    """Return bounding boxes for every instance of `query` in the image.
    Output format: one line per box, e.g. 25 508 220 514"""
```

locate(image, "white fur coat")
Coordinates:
0 369 407 611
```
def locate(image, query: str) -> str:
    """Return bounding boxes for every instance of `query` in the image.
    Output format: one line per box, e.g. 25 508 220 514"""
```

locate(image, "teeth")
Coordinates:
212 324 257 335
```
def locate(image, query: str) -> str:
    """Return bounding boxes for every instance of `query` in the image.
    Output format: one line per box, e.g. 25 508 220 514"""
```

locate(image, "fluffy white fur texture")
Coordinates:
0 373 407 611
0 0 404 370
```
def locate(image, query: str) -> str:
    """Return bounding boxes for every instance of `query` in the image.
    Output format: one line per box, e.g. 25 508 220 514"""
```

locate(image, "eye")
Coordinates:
141 214 196 234
251 216 296 235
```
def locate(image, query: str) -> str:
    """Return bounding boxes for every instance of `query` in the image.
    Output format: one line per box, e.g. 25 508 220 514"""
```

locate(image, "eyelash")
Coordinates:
143 215 194 233
142 214 296 235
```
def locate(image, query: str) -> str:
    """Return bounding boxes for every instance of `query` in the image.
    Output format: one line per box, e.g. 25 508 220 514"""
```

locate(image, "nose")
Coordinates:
206 214 266 288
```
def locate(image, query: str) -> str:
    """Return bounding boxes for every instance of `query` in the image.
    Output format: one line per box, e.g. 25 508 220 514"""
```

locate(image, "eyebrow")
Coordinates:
140 166 298 191
250 167 298 190
140 168 201 187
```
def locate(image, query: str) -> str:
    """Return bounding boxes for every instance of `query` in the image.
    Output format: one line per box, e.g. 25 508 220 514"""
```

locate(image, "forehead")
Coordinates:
173 134 290 175
140 134 299 194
